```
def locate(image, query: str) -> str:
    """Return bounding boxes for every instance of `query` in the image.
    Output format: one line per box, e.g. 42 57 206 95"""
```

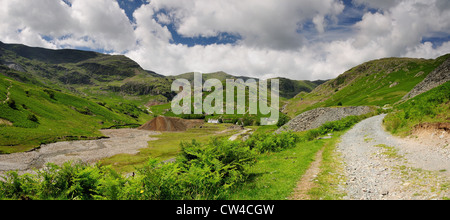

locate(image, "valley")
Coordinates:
0 42 449 200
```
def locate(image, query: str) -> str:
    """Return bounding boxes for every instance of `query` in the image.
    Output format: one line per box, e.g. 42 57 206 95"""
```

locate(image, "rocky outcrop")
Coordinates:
402 57 450 101
276 106 374 133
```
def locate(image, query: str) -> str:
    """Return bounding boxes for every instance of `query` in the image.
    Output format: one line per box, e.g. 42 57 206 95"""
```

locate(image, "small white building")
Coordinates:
208 119 220 124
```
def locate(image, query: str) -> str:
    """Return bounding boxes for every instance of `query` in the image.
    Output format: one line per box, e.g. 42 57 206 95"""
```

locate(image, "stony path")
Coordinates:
0 129 160 176
336 114 450 200
1 80 12 104
229 128 252 141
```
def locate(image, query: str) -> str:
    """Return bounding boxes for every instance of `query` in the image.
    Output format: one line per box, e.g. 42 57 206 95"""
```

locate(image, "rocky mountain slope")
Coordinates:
0 41 175 105
401 56 450 101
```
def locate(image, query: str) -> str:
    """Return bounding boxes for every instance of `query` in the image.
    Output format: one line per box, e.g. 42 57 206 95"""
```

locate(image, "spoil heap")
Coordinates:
139 116 204 132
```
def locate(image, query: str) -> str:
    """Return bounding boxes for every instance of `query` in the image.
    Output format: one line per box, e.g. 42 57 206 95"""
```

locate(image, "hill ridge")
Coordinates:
283 54 450 118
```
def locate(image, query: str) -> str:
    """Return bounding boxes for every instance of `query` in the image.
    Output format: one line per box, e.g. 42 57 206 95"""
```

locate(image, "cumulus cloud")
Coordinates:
126 0 449 80
0 0 135 52
353 0 450 58
147 0 344 50
0 0 449 80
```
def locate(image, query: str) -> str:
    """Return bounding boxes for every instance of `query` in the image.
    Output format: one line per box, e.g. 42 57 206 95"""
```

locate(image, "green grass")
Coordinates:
226 138 326 200
284 55 449 118
374 144 403 159
384 81 450 136
0 75 152 153
306 132 346 200
227 112 373 200
0 111 370 200
100 124 240 173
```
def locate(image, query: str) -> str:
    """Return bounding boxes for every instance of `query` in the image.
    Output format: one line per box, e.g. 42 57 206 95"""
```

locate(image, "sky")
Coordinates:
1 0 450 80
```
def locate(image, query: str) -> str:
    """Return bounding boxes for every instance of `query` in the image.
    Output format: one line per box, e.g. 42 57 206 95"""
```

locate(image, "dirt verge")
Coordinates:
290 148 324 200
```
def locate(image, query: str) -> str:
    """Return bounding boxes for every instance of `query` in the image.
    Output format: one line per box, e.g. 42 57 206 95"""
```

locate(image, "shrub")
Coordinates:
36 162 103 200
122 159 184 200
176 138 257 199
27 114 38 123
276 113 290 127
244 132 299 153
6 99 16 109
0 171 37 200
44 89 55 100
302 115 367 141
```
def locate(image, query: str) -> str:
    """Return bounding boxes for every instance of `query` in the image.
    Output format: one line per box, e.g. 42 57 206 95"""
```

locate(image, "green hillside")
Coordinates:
169 71 324 100
283 54 450 118
276 77 326 99
0 41 174 107
0 42 323 153
0 74 152 153
384 81 450 136
1 41 319 110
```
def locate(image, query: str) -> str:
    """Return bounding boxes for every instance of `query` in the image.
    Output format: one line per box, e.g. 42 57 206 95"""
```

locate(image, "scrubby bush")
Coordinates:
27 114 38 123
0 162 105 200
175 138 257 199
6 98 16 109
244 132 299 153
0 171 37 200
0 137 259 200
302 115 368 141
276 113 290 127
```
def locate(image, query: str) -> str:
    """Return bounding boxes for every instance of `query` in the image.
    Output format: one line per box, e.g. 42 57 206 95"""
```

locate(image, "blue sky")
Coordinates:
1 0 449 80
116 0 360 48
113 0 375 48
119 0 243 47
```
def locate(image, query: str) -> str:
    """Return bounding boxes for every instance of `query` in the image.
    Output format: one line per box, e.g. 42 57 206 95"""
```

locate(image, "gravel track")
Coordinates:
0 129 160 176
336 114 450 200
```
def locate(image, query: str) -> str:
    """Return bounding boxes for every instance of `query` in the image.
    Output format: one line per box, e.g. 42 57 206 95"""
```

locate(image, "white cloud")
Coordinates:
352 0 450 57
405 41 450 59
0 0 135 52
126 0 450 80
0 0 72 47
148 0 345 50
0 0 449 81
66 0 136 51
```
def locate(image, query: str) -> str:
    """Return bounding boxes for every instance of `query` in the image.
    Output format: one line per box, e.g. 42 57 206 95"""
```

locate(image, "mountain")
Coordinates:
275 77 326 99
401 56 450 101
0 41 175 106
169 71 326 100
0 41 324 153
283 54 450 118
0 42 322 104
0 73 152 153
1 41 449 154
170 71 257 82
